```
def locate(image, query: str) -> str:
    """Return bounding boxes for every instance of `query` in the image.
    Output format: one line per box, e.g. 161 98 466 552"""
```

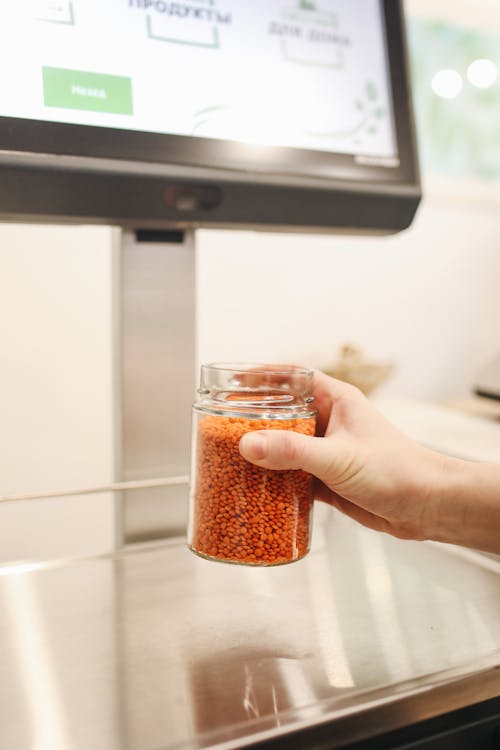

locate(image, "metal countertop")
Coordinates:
1 509 500 750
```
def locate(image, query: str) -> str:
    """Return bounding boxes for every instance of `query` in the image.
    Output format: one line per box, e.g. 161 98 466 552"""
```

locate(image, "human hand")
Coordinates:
239 371 447 542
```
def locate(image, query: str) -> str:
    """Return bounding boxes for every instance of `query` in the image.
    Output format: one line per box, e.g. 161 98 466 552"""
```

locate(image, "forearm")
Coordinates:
426 457 500 554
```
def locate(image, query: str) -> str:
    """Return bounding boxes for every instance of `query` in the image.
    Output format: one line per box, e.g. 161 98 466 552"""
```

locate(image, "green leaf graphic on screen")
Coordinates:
299 0 317 9
366 80 379 101
191 104 227 134
303 80 386 146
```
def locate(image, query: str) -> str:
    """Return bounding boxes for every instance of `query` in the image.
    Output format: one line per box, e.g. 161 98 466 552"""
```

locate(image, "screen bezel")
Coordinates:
0 0 420 231
0 1 417 187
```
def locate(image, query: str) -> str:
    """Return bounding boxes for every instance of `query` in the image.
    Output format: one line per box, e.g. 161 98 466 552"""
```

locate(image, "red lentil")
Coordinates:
189 414 316 565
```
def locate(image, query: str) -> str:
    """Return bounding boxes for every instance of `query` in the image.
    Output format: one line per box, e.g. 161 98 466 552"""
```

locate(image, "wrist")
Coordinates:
423 455 500 554
421 454 466 545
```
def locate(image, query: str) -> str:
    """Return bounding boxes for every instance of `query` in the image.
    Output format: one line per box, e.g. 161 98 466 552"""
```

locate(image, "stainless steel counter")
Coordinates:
1 509 500 750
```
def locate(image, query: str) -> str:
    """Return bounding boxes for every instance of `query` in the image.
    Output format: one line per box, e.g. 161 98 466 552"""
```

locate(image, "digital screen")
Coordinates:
1 1 397 160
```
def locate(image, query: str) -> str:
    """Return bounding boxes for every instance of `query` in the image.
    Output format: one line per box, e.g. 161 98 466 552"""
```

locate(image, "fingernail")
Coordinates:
240 432 267 460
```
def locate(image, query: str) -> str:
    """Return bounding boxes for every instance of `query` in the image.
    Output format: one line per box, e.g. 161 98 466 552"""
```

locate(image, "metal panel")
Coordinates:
119 230 195 543
2 515 500 749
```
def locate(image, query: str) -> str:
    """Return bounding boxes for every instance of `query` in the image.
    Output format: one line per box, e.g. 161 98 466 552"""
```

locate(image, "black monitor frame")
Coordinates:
0 0 420 232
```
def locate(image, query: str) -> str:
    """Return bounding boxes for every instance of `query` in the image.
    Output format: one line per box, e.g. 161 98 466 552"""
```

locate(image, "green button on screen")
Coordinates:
42 66 133 115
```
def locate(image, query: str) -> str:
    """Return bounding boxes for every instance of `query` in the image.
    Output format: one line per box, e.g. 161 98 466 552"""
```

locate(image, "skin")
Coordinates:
239 370 500 555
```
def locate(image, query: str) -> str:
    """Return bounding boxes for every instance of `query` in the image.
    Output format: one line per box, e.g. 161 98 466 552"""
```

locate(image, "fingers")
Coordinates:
239 429 336 480
313 370 363 401
322 494 390 533
312 370 365 436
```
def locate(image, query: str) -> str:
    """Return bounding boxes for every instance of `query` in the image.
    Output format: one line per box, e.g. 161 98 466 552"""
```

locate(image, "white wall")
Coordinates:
196 188 500 401
0 224 117 562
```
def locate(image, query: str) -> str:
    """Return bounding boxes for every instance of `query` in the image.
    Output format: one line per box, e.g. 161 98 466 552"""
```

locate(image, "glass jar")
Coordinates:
188 363 317 566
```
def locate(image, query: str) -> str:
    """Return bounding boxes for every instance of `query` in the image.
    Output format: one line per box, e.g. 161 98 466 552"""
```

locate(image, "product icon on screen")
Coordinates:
136 0 232 49
276 0 349 68
35 1 74 25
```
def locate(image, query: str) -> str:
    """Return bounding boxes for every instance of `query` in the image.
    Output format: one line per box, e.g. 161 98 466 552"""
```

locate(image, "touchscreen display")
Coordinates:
1 1 397 159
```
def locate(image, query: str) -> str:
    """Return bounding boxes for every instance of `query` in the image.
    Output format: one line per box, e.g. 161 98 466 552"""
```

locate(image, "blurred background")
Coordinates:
1 0 500 562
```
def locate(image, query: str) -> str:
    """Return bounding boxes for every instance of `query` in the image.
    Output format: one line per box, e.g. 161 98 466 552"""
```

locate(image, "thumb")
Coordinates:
239 430 336 481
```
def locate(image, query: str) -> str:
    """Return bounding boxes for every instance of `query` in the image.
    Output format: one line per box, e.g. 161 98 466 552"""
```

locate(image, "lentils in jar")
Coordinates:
188 364 317 566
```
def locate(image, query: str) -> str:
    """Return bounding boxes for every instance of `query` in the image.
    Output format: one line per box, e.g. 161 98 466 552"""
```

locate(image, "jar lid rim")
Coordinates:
202 362 314 377
193 403 318 419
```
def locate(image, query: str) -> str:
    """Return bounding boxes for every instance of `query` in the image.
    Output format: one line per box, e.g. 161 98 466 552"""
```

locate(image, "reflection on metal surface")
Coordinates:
306 514 354 688
466 600 498 653
359 531 413 682
0 558 121 750
431 541 500 575
3 574 71 749
1 514 500 750
243 665 260 720
277 659 318 717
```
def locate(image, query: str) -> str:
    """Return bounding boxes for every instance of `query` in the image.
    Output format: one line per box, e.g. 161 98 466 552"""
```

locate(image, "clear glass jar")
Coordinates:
188 363 317 566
